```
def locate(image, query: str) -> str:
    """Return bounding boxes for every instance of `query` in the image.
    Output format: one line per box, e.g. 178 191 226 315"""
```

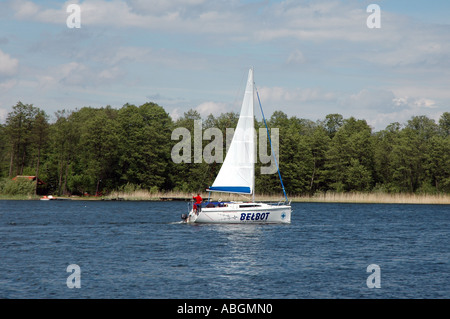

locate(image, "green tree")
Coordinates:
76 106 120 195
390 116 439 192
30 110 49 194
306 124 330 193
47 110 80 195
321 113 344 138
256 113 317 195
117 103 173 191
256 111 290 195
325 117 374 192
0 124 7 177
169 109 205 192
5 102 39 177
373 122 402 192
426 135 450 192
439 112 450 137
279 121 313 194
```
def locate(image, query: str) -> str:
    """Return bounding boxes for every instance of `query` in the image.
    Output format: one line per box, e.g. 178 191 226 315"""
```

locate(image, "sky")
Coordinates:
0 0 449 131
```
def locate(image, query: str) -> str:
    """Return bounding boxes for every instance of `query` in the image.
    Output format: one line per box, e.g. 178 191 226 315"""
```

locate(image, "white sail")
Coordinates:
207 69 255 194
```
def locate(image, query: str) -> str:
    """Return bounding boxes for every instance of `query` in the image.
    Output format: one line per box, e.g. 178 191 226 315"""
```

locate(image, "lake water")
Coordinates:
0 200 448 299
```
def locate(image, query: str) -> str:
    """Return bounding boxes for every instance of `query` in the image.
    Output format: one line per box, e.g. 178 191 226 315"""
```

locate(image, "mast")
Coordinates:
252 67 256 203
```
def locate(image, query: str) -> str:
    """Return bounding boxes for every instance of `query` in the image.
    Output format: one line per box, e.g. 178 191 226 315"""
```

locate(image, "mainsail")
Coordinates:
207 69 255 194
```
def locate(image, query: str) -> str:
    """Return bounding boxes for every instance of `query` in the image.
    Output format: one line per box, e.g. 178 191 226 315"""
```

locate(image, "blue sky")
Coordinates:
0 0 449 131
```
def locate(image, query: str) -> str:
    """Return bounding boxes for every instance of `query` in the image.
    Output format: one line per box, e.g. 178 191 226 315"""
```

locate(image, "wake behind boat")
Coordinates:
183 69 291 224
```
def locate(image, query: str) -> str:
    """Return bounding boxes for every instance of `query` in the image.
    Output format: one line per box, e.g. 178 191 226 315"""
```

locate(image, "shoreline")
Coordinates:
1 191 449 205
85 191 450 205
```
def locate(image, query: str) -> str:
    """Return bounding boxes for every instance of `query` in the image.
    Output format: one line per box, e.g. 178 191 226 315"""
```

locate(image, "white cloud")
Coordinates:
258 86 336 103
14 0 210 32
344 90 444 130
11 0 39 19
169 108 182 121
101 47 151 65
51 61 123 87
0 108 8 123
7 1 450 66
256 1 383 43
255 86 445 131
413 98 437 109
393 96 437 109
393 86 450 102
0 79 17 92
195 101 227 117
0 49 19 76
10 0 65 23
19 60 124 93
344 89 397 111
287 49 306 65
127 0 207 15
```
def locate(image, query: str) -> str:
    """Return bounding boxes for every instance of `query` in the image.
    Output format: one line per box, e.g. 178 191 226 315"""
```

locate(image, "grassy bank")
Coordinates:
103 190 450 205
0 194 40 200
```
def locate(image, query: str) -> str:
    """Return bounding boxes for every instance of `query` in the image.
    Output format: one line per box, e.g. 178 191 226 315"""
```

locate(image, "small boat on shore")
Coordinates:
40 195 70 201
40 195 55 201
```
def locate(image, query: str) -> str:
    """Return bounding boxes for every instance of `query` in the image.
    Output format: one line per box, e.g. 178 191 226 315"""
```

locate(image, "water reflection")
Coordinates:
209 224 264 278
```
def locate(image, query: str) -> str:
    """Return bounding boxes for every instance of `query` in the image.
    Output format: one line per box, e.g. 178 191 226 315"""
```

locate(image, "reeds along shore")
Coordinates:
102 190 450 205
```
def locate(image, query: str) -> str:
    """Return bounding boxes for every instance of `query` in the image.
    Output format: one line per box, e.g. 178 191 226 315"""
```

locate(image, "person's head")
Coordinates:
197 193 200 196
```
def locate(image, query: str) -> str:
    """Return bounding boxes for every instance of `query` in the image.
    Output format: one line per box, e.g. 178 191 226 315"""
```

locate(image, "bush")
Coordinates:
149 186 159 194
119 182 142 193
0 178 35 195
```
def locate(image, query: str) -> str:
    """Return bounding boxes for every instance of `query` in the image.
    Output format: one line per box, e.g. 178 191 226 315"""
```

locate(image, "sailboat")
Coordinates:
184 68 291 224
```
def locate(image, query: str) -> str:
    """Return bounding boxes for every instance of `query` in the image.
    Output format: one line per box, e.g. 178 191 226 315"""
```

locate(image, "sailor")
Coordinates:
192 193 203 214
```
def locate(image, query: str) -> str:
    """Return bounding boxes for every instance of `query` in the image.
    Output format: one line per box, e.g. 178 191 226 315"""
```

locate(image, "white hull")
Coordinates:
186 202 291 224
40 195 55 200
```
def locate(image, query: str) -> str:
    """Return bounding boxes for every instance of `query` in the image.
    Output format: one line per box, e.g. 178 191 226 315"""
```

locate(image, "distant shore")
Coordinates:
2 191 449 205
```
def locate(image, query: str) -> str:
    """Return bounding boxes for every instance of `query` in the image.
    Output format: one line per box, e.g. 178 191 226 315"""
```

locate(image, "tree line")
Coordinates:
0 101 449 196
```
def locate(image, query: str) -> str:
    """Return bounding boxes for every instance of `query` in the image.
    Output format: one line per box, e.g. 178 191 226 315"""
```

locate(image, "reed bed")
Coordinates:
290 192 450 205
103 190 450 205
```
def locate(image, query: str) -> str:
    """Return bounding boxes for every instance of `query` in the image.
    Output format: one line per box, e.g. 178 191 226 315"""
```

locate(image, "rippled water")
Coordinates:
0 200 448 298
